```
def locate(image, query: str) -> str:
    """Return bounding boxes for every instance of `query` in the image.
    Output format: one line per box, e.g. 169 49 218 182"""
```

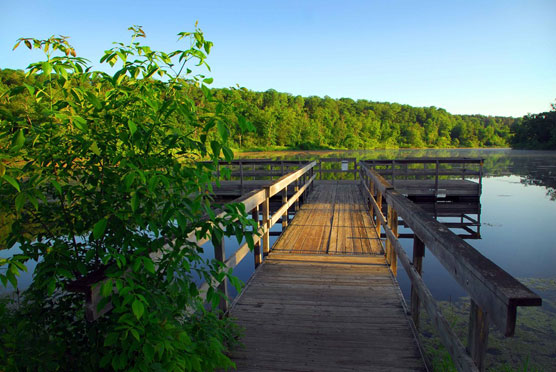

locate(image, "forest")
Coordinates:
510 102 556 150
0 67 523 151
3 66 554 151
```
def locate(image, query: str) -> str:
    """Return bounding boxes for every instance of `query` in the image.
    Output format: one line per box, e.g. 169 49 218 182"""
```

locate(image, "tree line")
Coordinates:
2 68 554 154
0 68 532 151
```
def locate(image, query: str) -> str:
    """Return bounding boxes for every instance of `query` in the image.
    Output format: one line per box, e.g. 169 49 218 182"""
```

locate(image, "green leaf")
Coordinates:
90 142 101 156
217 121 228 141
202 77 213 84
128 119 137 136
42 61 52 76
0 163 5 177
12 129 25 150
101 278 113 297
93 218 108 239
131 192 138 212
132 299 144 319
124 172 136 190
51 180 62 195
73 116 88 132
210 141 220 157
143 258 155 274
245 233 254 250
15 193 26 212
222 147 234 162
104 333 119 347
130 328 140 342
2 175 20 192
143 343 155 361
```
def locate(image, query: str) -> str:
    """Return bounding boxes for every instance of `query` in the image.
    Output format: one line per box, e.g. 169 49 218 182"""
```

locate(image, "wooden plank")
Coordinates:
228 256 426 371
268 253 385 264
468 299 489 372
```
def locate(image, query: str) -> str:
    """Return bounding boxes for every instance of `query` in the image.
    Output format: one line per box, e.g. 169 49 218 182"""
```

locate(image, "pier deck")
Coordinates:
228 181 427 371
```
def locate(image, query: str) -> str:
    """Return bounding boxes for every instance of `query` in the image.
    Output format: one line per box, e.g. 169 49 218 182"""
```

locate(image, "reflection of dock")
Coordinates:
396 200 481 239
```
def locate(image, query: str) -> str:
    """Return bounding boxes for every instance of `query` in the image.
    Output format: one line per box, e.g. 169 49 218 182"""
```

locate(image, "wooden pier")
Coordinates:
199 158 541 372
228 181 427 371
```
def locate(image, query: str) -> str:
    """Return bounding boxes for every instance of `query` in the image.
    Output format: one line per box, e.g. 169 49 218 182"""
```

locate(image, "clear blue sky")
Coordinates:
1 0 554 117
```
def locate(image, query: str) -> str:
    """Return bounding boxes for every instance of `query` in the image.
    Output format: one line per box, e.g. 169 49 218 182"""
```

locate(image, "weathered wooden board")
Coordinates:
272 181 383 255
228 256 427 371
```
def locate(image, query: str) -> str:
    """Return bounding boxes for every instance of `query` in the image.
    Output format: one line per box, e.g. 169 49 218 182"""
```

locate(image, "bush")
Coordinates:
0 25 253 371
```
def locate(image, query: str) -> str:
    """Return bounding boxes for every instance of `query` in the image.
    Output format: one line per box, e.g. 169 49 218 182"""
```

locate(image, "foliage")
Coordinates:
0 25 254 371
208 88 516 149
511 102 556 150
1 70 520 152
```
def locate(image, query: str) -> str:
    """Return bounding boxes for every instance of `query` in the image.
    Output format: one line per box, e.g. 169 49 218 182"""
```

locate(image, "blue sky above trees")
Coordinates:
1 0 554 117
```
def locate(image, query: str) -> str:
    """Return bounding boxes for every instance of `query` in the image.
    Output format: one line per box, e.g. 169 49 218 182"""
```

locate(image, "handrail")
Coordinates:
358 161 541 371
195 161 317 311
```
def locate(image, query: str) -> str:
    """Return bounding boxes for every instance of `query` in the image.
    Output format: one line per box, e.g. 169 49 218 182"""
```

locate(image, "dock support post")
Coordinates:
319 161 322 180
282 187 288 229
214 236 228 313
411 236 425 328
252 206 262 268
468 300 489 372
262 187 270 256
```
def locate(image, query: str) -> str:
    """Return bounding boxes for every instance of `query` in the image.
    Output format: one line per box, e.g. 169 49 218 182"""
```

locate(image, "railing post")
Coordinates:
468 300 489 372
252 205 262 268
262 186 270 256
294 178 300 211
435 160 439 197
369 180 375 220
411 236 425 328
353 159 357 180
391 160 395 187
214 236 228 313
319 160 322 180
252 163 256 181
479 160 483 193
376 191 383 237
281 161 285 176
387 205 398 276
239 160 244 195
282 187 288 229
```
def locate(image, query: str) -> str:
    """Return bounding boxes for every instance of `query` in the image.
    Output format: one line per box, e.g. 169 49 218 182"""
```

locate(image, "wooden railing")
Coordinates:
358 161 541 372
207 158 358 187
195 161 317 312
365 158 484 194
317 157 358 180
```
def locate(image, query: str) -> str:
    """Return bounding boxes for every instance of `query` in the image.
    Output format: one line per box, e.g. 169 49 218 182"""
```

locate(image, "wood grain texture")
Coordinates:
273 181 383 256
228 255 427 371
